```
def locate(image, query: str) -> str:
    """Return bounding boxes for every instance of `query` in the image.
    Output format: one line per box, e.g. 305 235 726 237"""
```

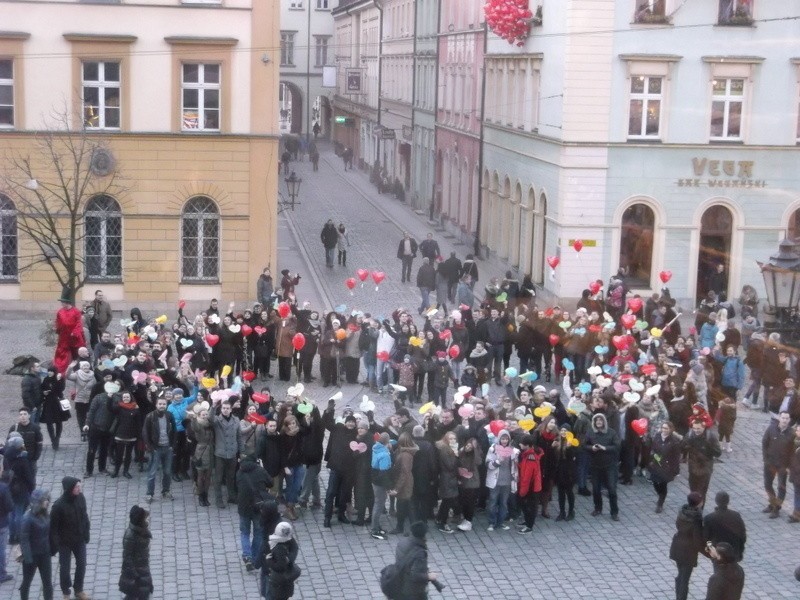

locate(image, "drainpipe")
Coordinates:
431 0 442 220
375 0 384 168
410 0 417 201
473 21 488 259
306 0 312 148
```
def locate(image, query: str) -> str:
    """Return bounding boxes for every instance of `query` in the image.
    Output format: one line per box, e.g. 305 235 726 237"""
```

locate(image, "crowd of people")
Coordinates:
2 260 800 598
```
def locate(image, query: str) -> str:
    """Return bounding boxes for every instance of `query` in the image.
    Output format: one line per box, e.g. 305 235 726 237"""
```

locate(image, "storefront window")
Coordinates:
619 203 655 287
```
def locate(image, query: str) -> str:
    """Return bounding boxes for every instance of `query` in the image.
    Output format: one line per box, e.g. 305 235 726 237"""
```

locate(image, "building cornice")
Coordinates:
486 52 543 60
0 31 31 40
164 36 238 46
701 55 765 64
63 33 137 43
618 53 682 62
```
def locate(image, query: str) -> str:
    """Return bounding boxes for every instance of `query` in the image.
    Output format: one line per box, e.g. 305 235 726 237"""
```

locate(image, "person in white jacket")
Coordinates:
376 322 396 393
485 429 519 531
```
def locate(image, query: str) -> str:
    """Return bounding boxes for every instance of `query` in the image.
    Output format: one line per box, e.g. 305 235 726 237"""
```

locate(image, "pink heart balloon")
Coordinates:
349 441 359 451
613 382 629 394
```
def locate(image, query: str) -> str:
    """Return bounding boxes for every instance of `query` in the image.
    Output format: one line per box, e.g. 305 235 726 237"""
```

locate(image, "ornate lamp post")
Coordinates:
284 171 302 211
758 238 800 344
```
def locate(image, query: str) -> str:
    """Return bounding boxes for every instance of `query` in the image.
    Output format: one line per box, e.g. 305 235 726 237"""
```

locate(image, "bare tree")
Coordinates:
1 112 125 303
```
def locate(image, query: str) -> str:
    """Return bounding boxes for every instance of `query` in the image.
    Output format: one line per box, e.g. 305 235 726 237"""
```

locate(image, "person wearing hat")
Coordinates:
19 488 53 600
393 521 439 599
669 492 705 600
704 541 745 600
119 505 153 600
264 521 301 600
53 286 87 375
682 418 721 504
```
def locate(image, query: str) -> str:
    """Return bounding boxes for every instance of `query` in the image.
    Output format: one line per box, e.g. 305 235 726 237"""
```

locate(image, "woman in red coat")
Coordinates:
53 289 86 374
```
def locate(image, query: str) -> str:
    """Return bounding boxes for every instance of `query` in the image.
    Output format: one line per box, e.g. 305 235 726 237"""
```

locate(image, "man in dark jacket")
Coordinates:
477 309 508 385
397 232 418 284
703 491 746 561
682 418 722 503
322 405 358 527
418 233 440 263
87 289 112 348
9 408 43 472
320 220 339 268
298 406 325 508
440 252 462 302
83 385 117 477
704 542 745 600
411 426 438 522
394 521 438 600
416 258 437 315
210 399 243 508
762 411 794 519
235 456 273 571
669 492 704 600
142 397 177 503
0 468 13 583
50 476 91 600
584 413 621 520
20 361 43 425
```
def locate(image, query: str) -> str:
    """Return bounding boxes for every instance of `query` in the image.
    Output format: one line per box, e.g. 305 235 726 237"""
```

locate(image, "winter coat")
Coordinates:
119 524 153 597
411 437 437 499
68 368 96 405
188 416 214 469
435 444 459 499
236 458 274 518
705 561 745 600
762 421 794 469
276 318 298 358
396 237 418 259
648 432 682 483
517 446 544 497
111 401 141 441
371 441 394 488
553 440 578 487
20 506 50 562
279 429 306 469
485 441 520 492
456 446 482 490
142 410 177 449
698 322 718 350
683 429 722 478
40 374 68 424
790 438 800 485
715 353 746 390
323 411 358 473
320 223 339 249
461 259 479 282
392 445 418 499
258 433 282 478
298 409 325 466
211 412 242 459
266 538 301 600
21 372 43 412
455 282 475 310
87 392 116 433
669 504 704 567
50 476 90 549
584 414 620 470
8 421 43 462
0 480 12 529
416 263 436 290
703 508 747 561
5 447 35 502
257 273 274 304
394 536 429 600
239 420 264 459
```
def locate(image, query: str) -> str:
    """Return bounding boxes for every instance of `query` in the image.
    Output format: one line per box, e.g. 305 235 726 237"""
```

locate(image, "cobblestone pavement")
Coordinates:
1 146 798 598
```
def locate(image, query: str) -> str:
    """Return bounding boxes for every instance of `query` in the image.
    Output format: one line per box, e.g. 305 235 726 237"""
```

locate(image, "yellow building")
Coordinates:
0 0 280 304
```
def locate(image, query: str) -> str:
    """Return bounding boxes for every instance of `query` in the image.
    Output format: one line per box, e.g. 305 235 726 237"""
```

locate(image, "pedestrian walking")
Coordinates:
4 435 35 545
682 418 721 503
390 521 441 600
141 396 177 503
669 492 704 600
281 150 291 175
418 233 440 263
20 360 44 426
342 147 353 171
416 258 436 315
441 252 462 303
9 407 43 474
264 522 301 600
460 254 479 289
703 491 746 562
310 147 320 171
789 422 800 522
320 220 338 268
336 223 350 266
397 232 418 284
19 489 53 600
236 456 273 571
648 421 682 513
119 505 153 600
761 411 794 519
50 476 91 600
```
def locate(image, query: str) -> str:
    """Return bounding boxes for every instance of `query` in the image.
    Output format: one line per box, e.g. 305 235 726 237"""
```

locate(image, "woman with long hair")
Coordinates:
389 432 418 535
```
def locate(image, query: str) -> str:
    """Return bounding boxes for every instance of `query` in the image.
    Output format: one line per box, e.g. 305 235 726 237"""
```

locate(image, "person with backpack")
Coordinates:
236 456 274 572
380 521 440 600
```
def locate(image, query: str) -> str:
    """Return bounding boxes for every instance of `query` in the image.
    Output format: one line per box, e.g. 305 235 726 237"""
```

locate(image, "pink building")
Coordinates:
434 0 484 242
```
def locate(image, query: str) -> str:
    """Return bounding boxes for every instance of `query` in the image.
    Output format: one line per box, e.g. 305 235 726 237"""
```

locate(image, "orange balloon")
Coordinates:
335 328 347 341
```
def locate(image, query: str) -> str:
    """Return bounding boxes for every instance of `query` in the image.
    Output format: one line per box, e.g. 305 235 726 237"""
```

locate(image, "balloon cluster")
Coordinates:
484 0 534 46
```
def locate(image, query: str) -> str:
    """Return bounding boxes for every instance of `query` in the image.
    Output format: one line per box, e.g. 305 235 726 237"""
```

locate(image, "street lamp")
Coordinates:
284 171 302 211
758 238 800 341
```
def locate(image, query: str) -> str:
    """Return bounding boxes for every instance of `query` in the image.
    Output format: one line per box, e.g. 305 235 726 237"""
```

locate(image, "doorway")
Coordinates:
696 205 733 302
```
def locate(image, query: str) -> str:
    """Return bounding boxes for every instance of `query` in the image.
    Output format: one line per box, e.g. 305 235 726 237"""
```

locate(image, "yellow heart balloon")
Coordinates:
564 431 575 443
418 402 435 415
518 418 535 432
570 438 580 447
650 327 663 338
201 377 217 390
533 406 552 419
155 314 168 325
221 365 232 378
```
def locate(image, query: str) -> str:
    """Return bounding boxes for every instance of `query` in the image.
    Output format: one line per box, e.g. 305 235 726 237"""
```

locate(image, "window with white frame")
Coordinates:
181 63 220 131
82 61 120 130
315 36 330 67
316 0 329 8
710 77 744 140
281 32 295 66
84 195 122 281
634 0 667 23
484 57 540 132
181 196 219 282
718 0 754 25
0 194 17 279
0 60 13 128
628 75 662 138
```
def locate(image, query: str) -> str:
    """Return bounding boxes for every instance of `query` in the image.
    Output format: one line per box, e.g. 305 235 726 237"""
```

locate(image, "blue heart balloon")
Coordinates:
603 322 616 331
602 364 618 376
102 359 115 369
562 358 575 371
578 382 592 394
334 304 348 314
594 345 609 355
573 327 586 337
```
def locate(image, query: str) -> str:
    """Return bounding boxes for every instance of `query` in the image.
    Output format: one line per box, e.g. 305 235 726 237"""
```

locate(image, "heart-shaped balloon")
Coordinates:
589 324 602 333
418 402 435 415
356 442 368 453
629 380 645 392
202 377 218 390
631 418 649 436
613 382 629 394
113 355 128 368
489 419 506 437
495 445 513 459
120 318 132 328
602 364 618 376
180 338 194 349
504 367 518 378
104 381 120 395
155 315 168 325
180 353 192 364
254 326 267 335
277 302 291 319
178 299 186 310
220 365 232 378
242 370 256 382
594 345 609 355
371 271 386 286
377 350 390 362
520 371 538 382
659 270 672 283
567 400 586 414
546 256 560 269
360 396 375 412
448 345 460 358
533 406 551 419
589 281 601 295
559 320 572 330
549 334 560 346
645 384 661 397
518 418 535 432
241 324 253 337
297 402 313 415
458 468 474 479
102 359 115 369
627 297 643 313
573 239 583 252
210 390 225 402
228 324 241 334
208 314 220 325
587 365 602 376
356 268 369 282
573 327 586 337
131 370 148 385
439 329 452 340
623 391 641 404
650 327 663 338
562 358 575 371
640 364 657 376
595 376 611 388
349 441 360 451
458 403 475 419
635 320 649 331
612 335 629 351
252 392 269 404
621 314 636 330
578 382 592 394
205 334 219 347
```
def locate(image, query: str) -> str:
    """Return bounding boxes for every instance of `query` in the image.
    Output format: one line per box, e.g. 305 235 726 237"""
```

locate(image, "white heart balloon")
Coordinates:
104 381 120 395
629 380 644 392
229 324 241 333
596 375 611 388
113 355 128 368
587 365 602 376
623 391 641 404
645 384 661 397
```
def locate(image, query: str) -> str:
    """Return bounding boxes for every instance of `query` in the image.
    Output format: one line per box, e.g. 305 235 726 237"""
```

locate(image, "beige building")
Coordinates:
0 0 280 304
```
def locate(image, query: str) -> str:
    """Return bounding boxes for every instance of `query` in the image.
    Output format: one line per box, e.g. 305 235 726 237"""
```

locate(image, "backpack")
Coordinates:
379 561 408 599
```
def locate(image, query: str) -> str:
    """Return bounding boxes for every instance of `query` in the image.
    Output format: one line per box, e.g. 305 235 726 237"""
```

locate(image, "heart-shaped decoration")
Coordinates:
120 318 132 328
659 270 672 283
229 324 241 333
241 324 253 337
635 320 649 331
629 380 644 392
101 359 115 369
349 441 360 451
202 377 218 390
533 406 551 419
546 255 560 269
623 391 641 404
602 364 618 376
650 327 663 338
558 320 572 330
631 418 649 436
104 381 120 395
360 396 375 412
578 382 592 394
180 338 194 349
645 384 661 397
588 324 602 333
640 364 657 376
589 281 601 295
561 358 575 371
210 390 225 402
458 403 475 419
587 365 602 376
205 334 219 347
147 332 157 341
371 271 386 286
518 418 535 432
567 400 587 414
549 334 560 346
418 402 435 415
594 345 609 355
627 297 643 313
488 419 506 437
241 370 256 382
520 371 538 382
613 382 629 394
297 402 313 415
254 326 267 335
252 392 269 404
113 355 128 368
208 314 220 325
458 468 474 479
595 376 611 388
621 314 636 330
131 370 148 385
612 335 629 351
495 445 513 459
356 442 368 453
439 329 452 340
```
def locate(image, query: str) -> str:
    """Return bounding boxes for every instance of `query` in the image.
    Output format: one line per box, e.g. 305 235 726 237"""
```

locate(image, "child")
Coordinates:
716 396 737 452
460 364 478 396
389 356 418 406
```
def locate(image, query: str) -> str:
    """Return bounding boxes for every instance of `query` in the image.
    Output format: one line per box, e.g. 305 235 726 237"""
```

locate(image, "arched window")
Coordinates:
85 195 122 280
0 194 18 280
788 208 800 241
182 196 220 282
619 203 655 287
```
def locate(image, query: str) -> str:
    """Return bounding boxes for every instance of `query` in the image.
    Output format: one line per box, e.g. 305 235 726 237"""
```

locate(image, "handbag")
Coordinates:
60 398 72 413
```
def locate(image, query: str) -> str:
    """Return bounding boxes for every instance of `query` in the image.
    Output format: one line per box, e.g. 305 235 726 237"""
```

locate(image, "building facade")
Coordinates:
0 0 280 303
279 0 335 138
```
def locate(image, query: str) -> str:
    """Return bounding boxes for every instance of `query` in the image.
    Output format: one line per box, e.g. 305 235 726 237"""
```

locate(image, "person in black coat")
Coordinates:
703 491 746 562
320 220 339 268
704 542 745 600
322 405 358 527
411 426 438 521
298 405 325 508
255 500 282 598
669 492 705 600
236 456 274 570
264 522 301 600
4 436 35 545
353 420 375 526
50 476 91 600
19 489 53 600
649 421 683 513
39 368 68 450
119 505 153 600
397 232 418 284
553 423 578 521
393 521 438 600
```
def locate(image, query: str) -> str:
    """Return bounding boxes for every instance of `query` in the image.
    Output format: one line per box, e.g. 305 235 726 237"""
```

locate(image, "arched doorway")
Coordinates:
312 95 332 139
696 204 733 302
619 203 655 288
279 82 303 135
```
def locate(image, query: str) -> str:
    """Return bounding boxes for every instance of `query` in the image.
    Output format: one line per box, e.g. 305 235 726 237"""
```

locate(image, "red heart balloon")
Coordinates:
659 270 672 284
242 370 256 382
252 392 269 404
489 419 506 437
371 271 386 285
278 302 291 319
621 314 636 330
588 324 601 333
627 297 643 313
254 326 267 335
377 350 390 362
205 334 219 347
292 333 306 351
589 281 601 295
546 256 560 269
549 334 560 346
640 363 657 376
178 299 186 310
612 335 628 351
439 329 451 340
448 344 460 358
631 418 649 437
573 239 583 252
357 269 369 282
241 324 253 337
345 277 356 290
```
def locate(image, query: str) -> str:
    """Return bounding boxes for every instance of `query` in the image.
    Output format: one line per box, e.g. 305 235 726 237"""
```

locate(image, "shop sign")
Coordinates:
676 158 767 188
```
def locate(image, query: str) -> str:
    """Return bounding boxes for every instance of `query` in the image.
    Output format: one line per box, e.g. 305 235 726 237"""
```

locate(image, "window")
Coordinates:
85 195 122 280
315 36 330 67
634 0 667 23
280 32 295 67
788 208 800 242
0 60 13 128
289 0 303 7
628 76 662 138
82 61 121 130
316 0 329 8
619 203 655 287
0 195 17 279
710 77 743 140
181 63 220 131
719 0 754 25
181 196 219 282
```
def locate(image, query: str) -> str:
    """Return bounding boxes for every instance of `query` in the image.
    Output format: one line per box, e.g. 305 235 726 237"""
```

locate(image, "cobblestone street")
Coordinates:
0 146 798 598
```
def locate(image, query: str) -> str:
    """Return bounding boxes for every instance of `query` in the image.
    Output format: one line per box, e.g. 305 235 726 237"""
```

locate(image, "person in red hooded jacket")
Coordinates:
517 434 544 534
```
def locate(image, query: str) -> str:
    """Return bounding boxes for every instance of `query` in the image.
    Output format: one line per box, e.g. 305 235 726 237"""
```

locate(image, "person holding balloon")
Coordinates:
485 428 519 531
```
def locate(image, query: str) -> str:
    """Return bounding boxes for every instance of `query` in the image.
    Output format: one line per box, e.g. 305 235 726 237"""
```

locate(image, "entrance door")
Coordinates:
696 205 733 302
